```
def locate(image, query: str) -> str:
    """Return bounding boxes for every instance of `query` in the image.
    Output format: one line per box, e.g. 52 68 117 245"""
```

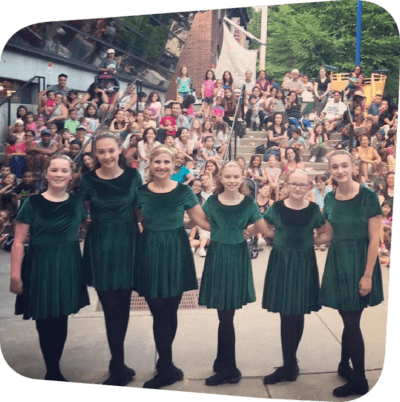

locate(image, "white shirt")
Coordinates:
322 100 346 119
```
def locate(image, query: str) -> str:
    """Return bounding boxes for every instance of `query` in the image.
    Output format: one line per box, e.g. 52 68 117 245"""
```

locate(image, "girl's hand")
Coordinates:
359 275 372 297
10 277 23 295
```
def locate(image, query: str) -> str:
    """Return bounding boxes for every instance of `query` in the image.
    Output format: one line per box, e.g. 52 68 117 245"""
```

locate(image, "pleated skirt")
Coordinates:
135 227 197 299
262 245 320 315
15 242 90 320
320 238 384 311
199 240 256 310
82 218 138 291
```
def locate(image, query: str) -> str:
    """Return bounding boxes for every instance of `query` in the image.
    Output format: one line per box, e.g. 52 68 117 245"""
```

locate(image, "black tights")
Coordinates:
216 310 236 369
97 288 132 372
280 314 305 369
339 309 365 381
145 295 182 370
36 315 68 379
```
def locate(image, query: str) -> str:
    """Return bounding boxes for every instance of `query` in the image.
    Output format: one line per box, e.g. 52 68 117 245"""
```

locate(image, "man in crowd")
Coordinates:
157 102 190 143
38 74 70 107
319 91 347 132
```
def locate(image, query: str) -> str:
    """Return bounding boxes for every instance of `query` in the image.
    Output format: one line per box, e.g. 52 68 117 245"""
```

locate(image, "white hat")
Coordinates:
107 48 115 54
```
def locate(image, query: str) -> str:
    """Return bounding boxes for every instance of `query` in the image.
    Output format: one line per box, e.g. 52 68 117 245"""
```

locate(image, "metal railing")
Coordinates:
73 79 143 164
222 85 246 163
0 76 46 127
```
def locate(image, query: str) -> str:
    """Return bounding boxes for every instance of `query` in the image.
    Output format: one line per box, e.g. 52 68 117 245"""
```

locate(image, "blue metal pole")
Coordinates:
356 0 363 65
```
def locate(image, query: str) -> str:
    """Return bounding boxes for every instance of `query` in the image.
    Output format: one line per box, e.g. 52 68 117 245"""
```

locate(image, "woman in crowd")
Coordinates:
357 134 381 182
309 123 329 163
256 70 271 96
47 93 68 131
10 155 89 382
66 90 81 114
267 112 288 161
80 133 142 386
281 147 305 177
174 127 194 160
80 83 109 120
81 104 100 135
222 71 236 92
138 127 161 182
378 171 395 206
222 88 238 127
314 67 332 117
135 145 210 389
315 150 383 397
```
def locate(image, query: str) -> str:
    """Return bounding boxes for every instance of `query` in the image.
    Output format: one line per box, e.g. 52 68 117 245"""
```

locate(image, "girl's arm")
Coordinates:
314 221 333 245
124 93 138 111
201 83 205 99
359 215 381 296
244 219 274 238
186 204 211 231
0 184 13 195
10 222 30 294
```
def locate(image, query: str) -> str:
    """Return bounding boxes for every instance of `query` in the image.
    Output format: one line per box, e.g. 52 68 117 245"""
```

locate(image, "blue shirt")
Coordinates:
171 166 190 183
368 102 380 117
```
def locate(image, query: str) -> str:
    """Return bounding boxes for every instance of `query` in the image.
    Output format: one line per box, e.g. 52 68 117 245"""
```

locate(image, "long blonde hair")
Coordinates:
214 161 249 195
147 145 176 183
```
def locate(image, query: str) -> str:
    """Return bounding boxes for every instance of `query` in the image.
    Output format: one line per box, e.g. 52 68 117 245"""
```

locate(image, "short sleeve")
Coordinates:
16 197 34 225
366 189 382 219
248 198 263 225
264 203 275 225
313 205 325 229
184 185 199 210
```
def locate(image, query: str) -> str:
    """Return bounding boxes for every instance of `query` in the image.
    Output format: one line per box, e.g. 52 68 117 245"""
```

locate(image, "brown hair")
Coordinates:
214 161 249 195
328 149 352 166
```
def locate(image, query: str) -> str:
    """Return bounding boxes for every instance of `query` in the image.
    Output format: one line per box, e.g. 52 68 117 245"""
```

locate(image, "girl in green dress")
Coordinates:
315 150 383 397
199 161 272 386
80 133 142 386
260 169 325 385
10 155 89 382
135 145 210 389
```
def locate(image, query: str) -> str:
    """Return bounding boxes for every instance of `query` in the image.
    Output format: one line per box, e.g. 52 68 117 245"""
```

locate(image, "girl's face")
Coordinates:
69 144 81 158
224 89 232 98
224 72 231 80
217 80 223 87
180 129 189 142
207 71 213 79
26 115 34 123
316 179 325 191
354 106 362 116
268 156 276 167
95 138 122 169
137 113 144 122
275 114 283 125
329 154 353 183
150 152 173 180
382 204 392 216
259 185 270 198
287 172 309 200
286 149 295 161
352 164 360 176
4 174 16 186
0 211 8 225
259 71 266 80
320 68 326 77
236 158 245 169
289 92 297 102
360 136 369 147
204 121 211 131
116 111 125 121
145 129 156 142
152 93 158 102
382 101 389 110
205 138 214 148
216 98 222 105
164 136 174 147
192 120 200 130
351 148 358 157
276 91 283 99
220 165 243 193
191 180 202 194
62 131 70 140
386 173 395 187
70 92 77 99
381 166 388 176
181 67 188 76
88 106 96 117
45 159 72 190
205 162 216 173
315 125 323 136
83 155 94 169
253 157 261 167
36 118 44 127
279 184 288 199
25 132 34 142
18 107 26 116
253 88 261 97
270 88 277 97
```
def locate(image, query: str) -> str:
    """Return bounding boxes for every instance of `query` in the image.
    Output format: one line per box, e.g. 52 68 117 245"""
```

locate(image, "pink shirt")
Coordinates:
203 80 216 98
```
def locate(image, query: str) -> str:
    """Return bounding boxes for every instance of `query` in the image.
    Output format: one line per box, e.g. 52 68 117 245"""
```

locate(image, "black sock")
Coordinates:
97 288 132 373
280 314 304 370
339 310 365 381
36 315 68 378
146 295 182 370
217 310 236 370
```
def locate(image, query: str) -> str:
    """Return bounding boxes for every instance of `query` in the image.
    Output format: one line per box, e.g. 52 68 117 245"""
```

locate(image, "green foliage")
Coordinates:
246 1 400 96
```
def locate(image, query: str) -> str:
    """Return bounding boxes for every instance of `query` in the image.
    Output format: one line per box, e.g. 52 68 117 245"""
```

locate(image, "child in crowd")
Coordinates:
288 128 306 158
6 135 27 179
12 170 37 206
373 163 389 193
138 92 147 111
64 109 80 134
81 152 95 174
146 92 162 123
160 104 177 136
246 154 266 188
25 112 36 131
164 135 177 153
143 108 157 131
265 154 281 201
81 104 100 134
138 127 161 182
198 136 219 171
214 79 225 99
0 209 11 247
0 173 18 215
0 164 11 181
109 110 128 135
248 95 262 131
204 160 220 188
12 119 25 143
48 124 58 140
124 135 140 169
185 159 197 178
44 90 56 117
201 120 215 141
176 66 192 103
181 95 196 123
211 96 225 128
201 70 216 119
34 115 46 139
379 201 392 267
255 183 274 249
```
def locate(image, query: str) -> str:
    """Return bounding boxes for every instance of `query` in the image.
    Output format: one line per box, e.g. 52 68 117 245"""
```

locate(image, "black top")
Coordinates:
316 77 331 92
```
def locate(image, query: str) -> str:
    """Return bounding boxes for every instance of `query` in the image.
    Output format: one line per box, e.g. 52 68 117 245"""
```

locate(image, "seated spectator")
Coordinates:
318 91 346 133
0 173 18 215
8 106 28 136
124 136 140 169
235 157 246 171
75 125 92 153
81 152 96 173
0 164 11 181
285 91 302 131
280 147 305 177
246 95 264 131
10 119 25 143
301 74 314 102
11 170 37 206
201 120 215 140
137 92 147 111
157 102 189 143
267 112 288 160
288 128 306 158
46 92 68 131
138 127 161 182
42 90 56 118
198 136 219 170
0 209 11 247
367 92 383 121
181 95 196 124
281 71 291 89
309 174 332 211
222 70 236 92
373 163 389 193
378 102 397 129
255 183 274 249
164 135 177 153
283 69 304 96
352 161 366 185
185 159 197 178
159 104 177 137
203 160 220 187
309 123 329 163
264 154 281 201
378 171 395 207
66 90 81 115
222 88 239 127
99 48 119 76
174 127 194 160
109 109 128 135
211 96 225 128
81 104 100 134
255 70 270 96
146 91 162 123
34 115 46 139
387 141 396 173
381 128 396 162
25 112 36 132
215 122 229 158
241 70 256 100
171 152 195 184
6 135 27 178
357 134 381 181
314 67 331 116
64 108 80 134
38 73 70 109
246 154 267 189
101 82 120 121
120 83 138 111
23 130 37 172
80 83 109 120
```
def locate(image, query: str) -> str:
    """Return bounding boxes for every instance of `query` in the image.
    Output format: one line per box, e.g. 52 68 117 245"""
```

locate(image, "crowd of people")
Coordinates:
2 59 396 397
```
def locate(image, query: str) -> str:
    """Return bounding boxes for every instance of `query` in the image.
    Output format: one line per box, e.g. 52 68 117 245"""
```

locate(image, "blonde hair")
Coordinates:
284 168 309 183
328 149 352 166
147 145 176 183
45 154 73 171
214 161 249 195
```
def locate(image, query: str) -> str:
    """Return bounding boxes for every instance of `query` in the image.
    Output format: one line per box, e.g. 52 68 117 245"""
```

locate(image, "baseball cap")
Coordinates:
107 48 115 54
77 124 87 131
41 129 51 136
15 119 24 125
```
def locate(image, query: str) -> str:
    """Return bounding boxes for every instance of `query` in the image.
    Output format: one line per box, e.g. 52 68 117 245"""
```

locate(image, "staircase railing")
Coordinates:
0 76 46 127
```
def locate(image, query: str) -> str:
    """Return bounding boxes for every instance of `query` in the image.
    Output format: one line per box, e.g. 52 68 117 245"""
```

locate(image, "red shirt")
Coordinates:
160 116 177 136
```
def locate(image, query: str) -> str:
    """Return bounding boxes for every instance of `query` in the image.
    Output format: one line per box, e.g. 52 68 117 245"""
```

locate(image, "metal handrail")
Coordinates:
222 85 245 163
73 79 142 164
0 76 46 127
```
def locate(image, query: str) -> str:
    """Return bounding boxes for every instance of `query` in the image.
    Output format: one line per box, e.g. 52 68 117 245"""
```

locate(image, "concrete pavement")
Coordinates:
0 246 390 401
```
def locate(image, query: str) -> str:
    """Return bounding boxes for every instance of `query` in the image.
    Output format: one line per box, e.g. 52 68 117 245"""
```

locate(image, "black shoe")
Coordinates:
263 365 299 385
338 362 353 381
155 359 183 380
213 359 225 373
333 379 369 397
109 361 136 378
45 372 68 382
205 368 242 386
103 369 135 386
258 125 263 131
143 369 178 389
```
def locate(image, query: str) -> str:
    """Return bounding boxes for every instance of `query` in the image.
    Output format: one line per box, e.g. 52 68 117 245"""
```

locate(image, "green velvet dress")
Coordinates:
199 195 262 310
320 186 384 311
15 194 89 320
135 182 198 299
262 200 324 315
80 168 142 291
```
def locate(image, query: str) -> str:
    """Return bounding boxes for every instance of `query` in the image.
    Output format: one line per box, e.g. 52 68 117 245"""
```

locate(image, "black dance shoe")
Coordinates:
333 379 369 397
45 372 68 382
103 368 135 386
109 361 136 378
338 362 353 381
205 368 242 386
156 359 183 380
143 368 178 389
263 365 299 385
213 359 225 373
